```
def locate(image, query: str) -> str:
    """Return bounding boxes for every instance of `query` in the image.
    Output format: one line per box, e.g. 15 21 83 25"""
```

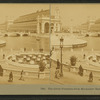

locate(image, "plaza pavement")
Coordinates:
0 76 50 84
50 65 100 85
50 50 100 85
1 49 100 84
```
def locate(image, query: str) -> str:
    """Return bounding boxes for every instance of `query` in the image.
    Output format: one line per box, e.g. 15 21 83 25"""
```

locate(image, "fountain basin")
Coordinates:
87 53 100 67
6 52 50 68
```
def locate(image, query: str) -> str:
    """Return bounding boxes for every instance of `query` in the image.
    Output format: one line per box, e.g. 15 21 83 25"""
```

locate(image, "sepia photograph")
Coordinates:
50 4 100 85
1 3 100 95
0 4 51 84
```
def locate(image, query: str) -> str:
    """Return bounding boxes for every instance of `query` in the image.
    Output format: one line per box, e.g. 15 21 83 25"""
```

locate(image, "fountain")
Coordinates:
6 52 50 69
87 53 100 67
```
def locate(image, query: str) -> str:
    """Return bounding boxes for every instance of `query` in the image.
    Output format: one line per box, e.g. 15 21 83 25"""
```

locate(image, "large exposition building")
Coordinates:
0 9 61 34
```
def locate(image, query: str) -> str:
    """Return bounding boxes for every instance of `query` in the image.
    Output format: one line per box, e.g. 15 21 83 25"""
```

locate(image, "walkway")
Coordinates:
0 75 50 84
50 66 100 85
50 50 100 85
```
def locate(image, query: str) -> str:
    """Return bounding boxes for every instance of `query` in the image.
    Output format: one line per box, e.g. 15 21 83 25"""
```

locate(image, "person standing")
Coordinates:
3 54 5 59
24 48 26 52
83 54 86 59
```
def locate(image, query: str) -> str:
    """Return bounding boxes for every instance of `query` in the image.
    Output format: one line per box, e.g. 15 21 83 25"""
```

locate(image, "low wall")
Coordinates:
51 58 100 78
2 68 50 79
72 42 87 48
53 42 87 49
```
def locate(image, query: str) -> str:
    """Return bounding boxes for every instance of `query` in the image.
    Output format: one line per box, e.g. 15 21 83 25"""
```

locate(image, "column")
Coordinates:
37 16 40 34
37 22 40 34
54 23 56 32
41 22 44 33
57 23 60 32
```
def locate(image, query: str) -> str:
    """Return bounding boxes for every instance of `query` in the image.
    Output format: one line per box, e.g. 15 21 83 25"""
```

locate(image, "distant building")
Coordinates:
0 20 13 32
6 20 13 31
80 22 89 33
90 18 100 32
0 22 7 32
0 9 61 34
80 19 95 33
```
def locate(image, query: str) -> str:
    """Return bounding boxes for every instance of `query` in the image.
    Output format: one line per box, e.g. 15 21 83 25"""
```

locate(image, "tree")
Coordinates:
70 56 77 66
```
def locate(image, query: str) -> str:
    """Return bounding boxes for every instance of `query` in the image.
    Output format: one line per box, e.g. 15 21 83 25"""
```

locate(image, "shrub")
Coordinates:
39 66 45 72
70 56 77 66
39 61 46 72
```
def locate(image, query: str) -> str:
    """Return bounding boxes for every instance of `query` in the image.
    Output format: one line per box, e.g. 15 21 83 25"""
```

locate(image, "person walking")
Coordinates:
8 72 13 82
19 70 24 81
88 72 93 82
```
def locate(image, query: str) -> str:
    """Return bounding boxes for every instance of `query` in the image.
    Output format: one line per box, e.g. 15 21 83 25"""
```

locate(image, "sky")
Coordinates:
0 4 49 24
51 4 100 27
0 4 100 27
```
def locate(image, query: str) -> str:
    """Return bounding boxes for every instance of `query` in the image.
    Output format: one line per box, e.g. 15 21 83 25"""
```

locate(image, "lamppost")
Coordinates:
36 37 40 52
60 37 64 77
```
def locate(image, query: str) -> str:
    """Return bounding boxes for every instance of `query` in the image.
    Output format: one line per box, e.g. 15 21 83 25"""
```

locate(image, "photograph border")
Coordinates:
0 0 100 99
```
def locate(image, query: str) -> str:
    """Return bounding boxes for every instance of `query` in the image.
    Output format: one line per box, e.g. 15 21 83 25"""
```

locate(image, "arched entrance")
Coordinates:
44 22 49 33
